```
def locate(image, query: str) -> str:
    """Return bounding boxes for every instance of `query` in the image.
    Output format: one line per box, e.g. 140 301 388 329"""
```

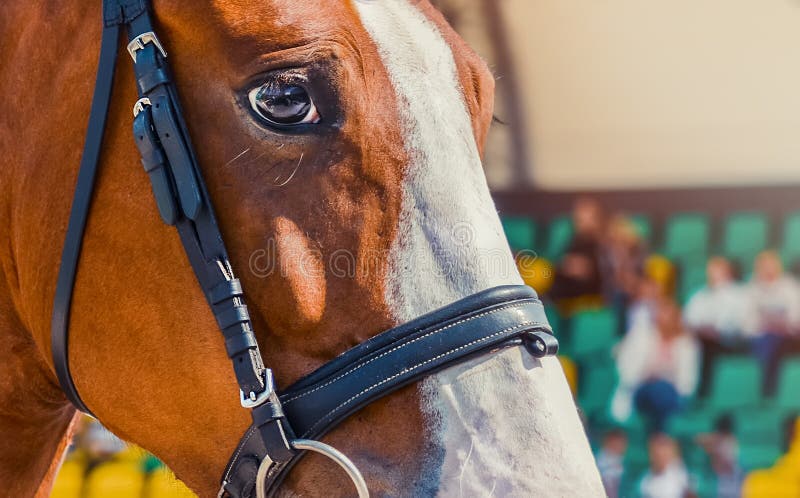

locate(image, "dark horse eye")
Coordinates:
248 80 320 126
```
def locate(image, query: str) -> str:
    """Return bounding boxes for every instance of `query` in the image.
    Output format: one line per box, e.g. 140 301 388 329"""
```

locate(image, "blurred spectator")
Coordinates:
596 428 628 498
548 197 606 311
627 277 665 331
612 299 700 431
743 250 800 391
684 257 748 393
639 434 694 498
695 416 742 498
602 213 646 307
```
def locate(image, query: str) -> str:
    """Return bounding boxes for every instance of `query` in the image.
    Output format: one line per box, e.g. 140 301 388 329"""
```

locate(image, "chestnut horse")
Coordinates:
0 1 603 496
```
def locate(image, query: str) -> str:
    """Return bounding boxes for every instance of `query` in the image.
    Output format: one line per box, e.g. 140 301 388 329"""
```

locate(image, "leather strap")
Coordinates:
51 16 123 416
53 0 297 466
220 285 557 497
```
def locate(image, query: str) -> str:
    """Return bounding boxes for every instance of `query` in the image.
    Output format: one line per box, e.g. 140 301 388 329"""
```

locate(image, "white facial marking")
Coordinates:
355 1 603 496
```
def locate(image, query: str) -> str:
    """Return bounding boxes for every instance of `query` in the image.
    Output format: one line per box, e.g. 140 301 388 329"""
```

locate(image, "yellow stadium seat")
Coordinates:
558 356 578 396
742 418 800 498
644 254 676 297
116 445 148 464
50 459 84 498
517 255 555 295
144 468 198 498
741 469 800 498
84 461 144 498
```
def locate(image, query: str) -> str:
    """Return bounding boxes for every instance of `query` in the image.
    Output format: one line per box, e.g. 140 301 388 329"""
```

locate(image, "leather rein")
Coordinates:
50 2 558 497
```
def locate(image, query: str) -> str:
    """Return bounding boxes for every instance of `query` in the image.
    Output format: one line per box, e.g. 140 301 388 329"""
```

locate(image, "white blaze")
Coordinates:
354 0 603 496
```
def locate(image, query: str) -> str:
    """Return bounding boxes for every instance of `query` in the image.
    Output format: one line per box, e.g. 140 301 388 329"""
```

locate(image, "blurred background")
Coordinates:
52 1 800 497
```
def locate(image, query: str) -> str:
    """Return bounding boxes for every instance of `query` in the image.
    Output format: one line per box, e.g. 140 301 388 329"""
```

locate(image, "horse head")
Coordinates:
1 1 602 496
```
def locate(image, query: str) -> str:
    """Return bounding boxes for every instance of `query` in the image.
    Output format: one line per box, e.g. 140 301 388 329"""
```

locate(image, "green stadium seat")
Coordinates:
733 409 785 447
781 211 800 268
569 308 618 362
578 363 618 417
666 411 715 441
678 259 708 304
683 443 711 471
662 213 710 262
738 443 782 471
773 358 800 413
501 217 536 252
723 212 769 274
707 357 762 412
544 215 573 261
692 471 717 498
629 214 653 245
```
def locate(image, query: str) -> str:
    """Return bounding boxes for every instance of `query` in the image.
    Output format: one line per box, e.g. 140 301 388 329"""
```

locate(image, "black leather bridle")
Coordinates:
51 2 558 497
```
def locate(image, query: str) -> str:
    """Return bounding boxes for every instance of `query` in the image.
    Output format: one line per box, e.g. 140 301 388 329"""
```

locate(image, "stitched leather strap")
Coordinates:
220 285 558 497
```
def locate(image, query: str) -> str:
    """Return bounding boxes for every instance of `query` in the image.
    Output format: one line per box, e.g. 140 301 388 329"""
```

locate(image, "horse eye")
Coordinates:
248 80 320 126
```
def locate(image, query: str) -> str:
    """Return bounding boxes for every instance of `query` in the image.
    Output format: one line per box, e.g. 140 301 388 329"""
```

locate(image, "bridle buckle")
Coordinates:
127 31 167 62
132 97 151 117
240 368 275 409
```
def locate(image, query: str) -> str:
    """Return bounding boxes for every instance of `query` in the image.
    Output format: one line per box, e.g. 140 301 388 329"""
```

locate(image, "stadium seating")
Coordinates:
742 469 800 498
144 468 197 498
738 443 783 471
733 410 785 447
50 459 84 498
677 260 707 303
84 462 145 498
662 213 710 262
495 209 800 495
501 217 536 251
543 215 573 261
705 357 762 413
568 308 618 363
772 359 800 414
578 362 618 418
629 213 653 245
722 212 769 274
781 210 800 268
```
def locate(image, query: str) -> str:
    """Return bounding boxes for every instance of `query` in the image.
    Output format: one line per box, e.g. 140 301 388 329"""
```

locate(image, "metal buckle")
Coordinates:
255 439 369 498
127 32 168 62
240 369 275 409
132 97 152 118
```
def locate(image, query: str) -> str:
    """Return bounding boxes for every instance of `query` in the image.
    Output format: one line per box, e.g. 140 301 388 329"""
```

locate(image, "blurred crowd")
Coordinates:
524 197 800 498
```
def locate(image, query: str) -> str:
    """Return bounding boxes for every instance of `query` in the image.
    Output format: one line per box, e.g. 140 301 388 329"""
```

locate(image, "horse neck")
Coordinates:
0 3 105 494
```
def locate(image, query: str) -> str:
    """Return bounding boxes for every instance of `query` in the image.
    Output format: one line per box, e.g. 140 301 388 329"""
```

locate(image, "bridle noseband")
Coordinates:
51 2 558 497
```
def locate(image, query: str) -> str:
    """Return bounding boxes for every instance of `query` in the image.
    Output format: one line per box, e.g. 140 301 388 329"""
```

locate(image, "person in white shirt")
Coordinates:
612 299 700 431
683 257 748 394
743 250 800 392
684 257 747 338
639 434 692 498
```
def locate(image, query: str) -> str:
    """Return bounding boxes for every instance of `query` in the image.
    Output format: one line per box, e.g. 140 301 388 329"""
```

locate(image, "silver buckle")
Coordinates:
127 32 167 62
240 369 275 408
132 97 152 118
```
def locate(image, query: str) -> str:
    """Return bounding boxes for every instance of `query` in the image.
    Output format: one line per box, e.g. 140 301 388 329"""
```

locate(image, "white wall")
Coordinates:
497 0 800 190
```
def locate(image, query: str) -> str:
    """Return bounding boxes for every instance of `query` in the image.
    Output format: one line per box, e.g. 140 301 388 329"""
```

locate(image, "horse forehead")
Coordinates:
205 0 361 42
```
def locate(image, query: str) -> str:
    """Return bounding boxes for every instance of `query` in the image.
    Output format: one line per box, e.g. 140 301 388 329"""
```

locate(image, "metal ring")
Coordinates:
256 439 369 498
